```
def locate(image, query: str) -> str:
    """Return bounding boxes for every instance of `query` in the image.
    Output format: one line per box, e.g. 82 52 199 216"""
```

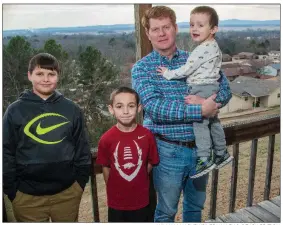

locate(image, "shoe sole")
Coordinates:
215 156 234 170
190 164 216 179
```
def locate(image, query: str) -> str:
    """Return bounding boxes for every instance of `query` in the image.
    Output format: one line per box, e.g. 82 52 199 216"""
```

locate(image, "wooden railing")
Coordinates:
209 115 280 219
90 114 280 222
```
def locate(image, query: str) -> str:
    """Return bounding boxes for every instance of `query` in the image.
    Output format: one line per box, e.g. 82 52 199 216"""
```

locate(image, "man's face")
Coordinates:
190 13 218 44
146 17 178 53
108 93 141 127
28 66 58 99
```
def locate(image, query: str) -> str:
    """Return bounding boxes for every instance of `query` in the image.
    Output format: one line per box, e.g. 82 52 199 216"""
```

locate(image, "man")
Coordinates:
131 6 232 222
3 53 91 222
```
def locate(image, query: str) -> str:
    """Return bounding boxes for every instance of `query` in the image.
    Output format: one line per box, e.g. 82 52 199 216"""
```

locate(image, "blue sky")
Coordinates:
3 4 280 30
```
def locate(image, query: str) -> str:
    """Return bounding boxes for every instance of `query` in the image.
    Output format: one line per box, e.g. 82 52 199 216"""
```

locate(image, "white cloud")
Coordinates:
3 4 280 30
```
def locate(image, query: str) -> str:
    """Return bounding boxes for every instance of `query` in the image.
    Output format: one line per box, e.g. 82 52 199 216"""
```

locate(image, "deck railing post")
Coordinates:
209 169 219 219
264 135 276 200
229 143 239 212
90 156 100 222
247 139 258 207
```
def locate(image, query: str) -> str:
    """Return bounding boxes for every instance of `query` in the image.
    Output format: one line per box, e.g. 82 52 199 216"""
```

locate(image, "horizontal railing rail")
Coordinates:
91 114 280 222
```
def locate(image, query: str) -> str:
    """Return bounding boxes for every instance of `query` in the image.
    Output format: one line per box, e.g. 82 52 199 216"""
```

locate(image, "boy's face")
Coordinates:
146 17 178 53
108 93 141 127
28 66 58 99
190 13 218 43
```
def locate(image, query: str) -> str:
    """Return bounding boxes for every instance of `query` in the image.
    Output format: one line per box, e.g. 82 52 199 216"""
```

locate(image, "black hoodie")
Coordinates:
3 90 91 201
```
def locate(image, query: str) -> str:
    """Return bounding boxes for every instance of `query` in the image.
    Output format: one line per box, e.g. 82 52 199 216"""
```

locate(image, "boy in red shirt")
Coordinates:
96 86 159 222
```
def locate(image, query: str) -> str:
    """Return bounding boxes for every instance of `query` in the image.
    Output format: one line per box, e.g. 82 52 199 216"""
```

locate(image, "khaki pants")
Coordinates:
12 181 83 222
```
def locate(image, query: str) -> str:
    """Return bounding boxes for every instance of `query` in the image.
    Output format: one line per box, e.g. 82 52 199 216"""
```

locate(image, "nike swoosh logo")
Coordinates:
36 121 69 135
138 135 146 139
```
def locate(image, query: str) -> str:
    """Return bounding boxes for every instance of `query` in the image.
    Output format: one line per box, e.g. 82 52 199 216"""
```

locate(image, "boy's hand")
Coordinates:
157 66 168 75
185 95 205 104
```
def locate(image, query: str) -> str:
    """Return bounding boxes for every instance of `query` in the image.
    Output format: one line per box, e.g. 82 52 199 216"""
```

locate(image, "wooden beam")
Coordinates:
264 135 275 200
92 115 280 173
223 116 280 146
247 139 258 207
209 170 219 219
134 4 152 60
229 143 239 213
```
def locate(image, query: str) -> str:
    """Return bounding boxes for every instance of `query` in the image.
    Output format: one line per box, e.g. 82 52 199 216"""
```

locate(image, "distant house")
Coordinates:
232 52 258 61
257 65 277 77
269 63 280 75
220 76 280 114
221 67 241 81
257 55 269 60
221 63 256 81
268 51 280 61
222 54 232 62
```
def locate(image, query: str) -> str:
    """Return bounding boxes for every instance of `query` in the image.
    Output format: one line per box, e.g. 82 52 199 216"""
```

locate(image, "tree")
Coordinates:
3 36 34 111
43 39 68 62
108 37 116 47
248 39 257 53
76 46 120 146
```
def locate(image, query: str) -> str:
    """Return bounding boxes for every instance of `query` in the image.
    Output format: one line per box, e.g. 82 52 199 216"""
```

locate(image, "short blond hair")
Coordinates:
142 6 176 30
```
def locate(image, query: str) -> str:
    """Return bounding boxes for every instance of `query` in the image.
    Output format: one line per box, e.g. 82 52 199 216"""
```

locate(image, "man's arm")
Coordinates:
73 109 91 190
132 62 202 124
102 167 110 184
215 71 232 107
3 108 18 201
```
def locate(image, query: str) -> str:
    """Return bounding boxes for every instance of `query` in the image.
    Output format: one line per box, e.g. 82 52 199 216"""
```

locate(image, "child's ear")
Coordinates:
211 26 218 35
137 104 142 113
108 105 114 115
28 71 32 81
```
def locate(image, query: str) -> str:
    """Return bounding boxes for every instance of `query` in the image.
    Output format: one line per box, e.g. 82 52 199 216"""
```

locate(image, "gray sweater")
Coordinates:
163 39 222 85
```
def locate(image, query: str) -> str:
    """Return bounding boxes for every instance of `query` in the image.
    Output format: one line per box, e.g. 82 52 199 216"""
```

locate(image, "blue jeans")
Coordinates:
153 138 208 222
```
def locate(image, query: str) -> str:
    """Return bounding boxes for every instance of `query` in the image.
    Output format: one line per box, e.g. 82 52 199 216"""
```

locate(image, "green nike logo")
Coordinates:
24 113 70 145
36 121 69 135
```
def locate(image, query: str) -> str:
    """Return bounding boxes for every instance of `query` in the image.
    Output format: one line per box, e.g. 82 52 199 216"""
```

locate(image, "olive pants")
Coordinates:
12 181 83 222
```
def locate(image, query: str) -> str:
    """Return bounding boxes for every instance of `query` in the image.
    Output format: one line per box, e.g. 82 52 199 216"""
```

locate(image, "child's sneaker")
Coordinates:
190 156 216 179
214 151 233 169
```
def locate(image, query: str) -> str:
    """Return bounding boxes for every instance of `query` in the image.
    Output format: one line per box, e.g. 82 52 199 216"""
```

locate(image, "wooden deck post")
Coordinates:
134 4 155 222
134 4 152 61
264 135 275 200
247 139 258 207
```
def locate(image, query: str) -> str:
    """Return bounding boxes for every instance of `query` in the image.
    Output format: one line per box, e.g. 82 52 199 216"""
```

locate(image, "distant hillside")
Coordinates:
3 19 280 37
178 19 280 28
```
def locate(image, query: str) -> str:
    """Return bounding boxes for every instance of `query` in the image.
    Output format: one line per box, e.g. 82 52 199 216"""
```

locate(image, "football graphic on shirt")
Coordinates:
113 140 143 182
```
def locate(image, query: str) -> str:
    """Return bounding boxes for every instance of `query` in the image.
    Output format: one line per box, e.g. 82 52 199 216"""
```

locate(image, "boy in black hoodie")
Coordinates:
3 53 91 222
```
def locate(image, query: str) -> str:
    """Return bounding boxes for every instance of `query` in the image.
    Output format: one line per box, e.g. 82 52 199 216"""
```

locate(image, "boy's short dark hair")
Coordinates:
110 87 140 105
191 6 219 28
28 53 60 74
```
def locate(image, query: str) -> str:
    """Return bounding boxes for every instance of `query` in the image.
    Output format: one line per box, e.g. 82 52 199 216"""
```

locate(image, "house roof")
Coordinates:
222 62 240 68
222 64 255 76
222 54 232 59
269 63 280 70
238 52 256 56
230 76 280 97
222 67 240 77
269 51 280 54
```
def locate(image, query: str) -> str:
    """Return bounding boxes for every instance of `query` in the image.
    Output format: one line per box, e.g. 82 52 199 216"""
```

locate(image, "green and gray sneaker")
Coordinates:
190 156 216 179
215 151 233 169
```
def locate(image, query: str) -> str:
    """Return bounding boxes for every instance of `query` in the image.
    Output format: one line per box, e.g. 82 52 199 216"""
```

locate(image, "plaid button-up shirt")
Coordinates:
132 49 232 142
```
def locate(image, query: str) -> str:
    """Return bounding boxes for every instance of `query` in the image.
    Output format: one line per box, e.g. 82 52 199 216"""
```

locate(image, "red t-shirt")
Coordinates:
96 124 159 210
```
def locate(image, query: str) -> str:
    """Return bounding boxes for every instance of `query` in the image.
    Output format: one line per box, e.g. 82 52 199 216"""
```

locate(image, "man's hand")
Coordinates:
201 94 221 118
185 95 205 104
157 66 168 75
